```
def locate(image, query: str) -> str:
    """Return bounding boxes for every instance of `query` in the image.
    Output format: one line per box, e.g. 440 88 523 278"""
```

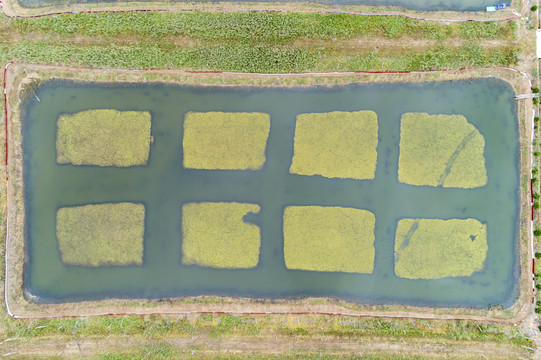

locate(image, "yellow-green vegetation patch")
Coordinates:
182 202 261 269
283 206 375 273
398 113 487 188
56 203 145 267
394 218 487 279
56 109 151 167
290 111 378 180
183 112 270 170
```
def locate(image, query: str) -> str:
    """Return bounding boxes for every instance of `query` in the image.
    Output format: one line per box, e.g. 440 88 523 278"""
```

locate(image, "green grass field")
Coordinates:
290 111 378 180
57 109 151 167
183 112 270 170
181 202 261 268
283 206 376 273
56 202 145 267
9 13 516 42
398 113 487 188
0 13 518 73
394 218 488 279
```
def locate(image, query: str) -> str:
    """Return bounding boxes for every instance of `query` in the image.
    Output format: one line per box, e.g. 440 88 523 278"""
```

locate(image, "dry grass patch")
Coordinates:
398 112 486 188
394 218 488 279
56 202 145 267
290 111 378 180
182 202 261 269
56 109 151 167
183 112 270 170
283 206 375 273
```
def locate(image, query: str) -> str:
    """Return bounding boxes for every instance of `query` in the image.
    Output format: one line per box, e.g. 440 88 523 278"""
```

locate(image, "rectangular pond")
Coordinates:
15 0 498 12
22 78 520 308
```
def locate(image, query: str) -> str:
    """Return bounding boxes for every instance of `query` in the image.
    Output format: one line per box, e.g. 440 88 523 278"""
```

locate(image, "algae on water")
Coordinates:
290 111 378 180
394 218 488 279
56 202 145 267
183 112 270 170
283 206 375 273
56 109 151 167
398 113 487 188
182 202 261 269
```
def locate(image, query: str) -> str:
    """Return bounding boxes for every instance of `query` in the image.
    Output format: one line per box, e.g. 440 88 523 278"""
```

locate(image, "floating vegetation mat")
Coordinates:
183 112 270 170
394 218 488 279
56 109 151 167
56 203 145 267
182 202 261 269
283 206 375 273
398 113 487 188
290 111 378 180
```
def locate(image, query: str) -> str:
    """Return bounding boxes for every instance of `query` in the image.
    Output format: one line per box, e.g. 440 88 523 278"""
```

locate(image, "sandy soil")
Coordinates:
2 63 535 326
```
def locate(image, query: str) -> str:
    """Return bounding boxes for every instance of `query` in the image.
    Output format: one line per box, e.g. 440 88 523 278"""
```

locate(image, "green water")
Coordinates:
23 78 519 308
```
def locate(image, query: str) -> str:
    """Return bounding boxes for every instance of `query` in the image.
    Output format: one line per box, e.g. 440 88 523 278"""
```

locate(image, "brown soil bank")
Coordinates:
3 63 534 322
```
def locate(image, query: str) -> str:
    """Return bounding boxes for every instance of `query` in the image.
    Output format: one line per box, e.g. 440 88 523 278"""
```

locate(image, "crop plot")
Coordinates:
283 206 375 273
56 202 145 267
181 202 262 269
398 113 487 188
56 109 152 167
394 218 488 279
290 111 378 180
183 112 270 170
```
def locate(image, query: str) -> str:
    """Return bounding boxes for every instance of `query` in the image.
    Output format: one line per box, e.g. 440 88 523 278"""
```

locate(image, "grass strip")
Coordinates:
283 206 375 273
394 218 488 279
57 109 151 167
290 111 378 180
56 203 145 267
183 112 270 170
1 314 532 348
9 13 516 42
320 44 518 72
182 202 261 269
0 42 517 73
90 345 440 360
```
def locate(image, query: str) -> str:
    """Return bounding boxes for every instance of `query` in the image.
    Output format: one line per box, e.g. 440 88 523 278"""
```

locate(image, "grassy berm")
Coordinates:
0 13 519 72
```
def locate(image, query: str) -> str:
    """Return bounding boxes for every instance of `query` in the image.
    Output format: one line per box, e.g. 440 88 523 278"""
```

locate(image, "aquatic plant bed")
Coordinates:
11 71 521 311
56 109 152 167
56 202 145 267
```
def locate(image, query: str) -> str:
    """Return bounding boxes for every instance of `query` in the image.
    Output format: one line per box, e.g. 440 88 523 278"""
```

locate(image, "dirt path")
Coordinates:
0 334 532 359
